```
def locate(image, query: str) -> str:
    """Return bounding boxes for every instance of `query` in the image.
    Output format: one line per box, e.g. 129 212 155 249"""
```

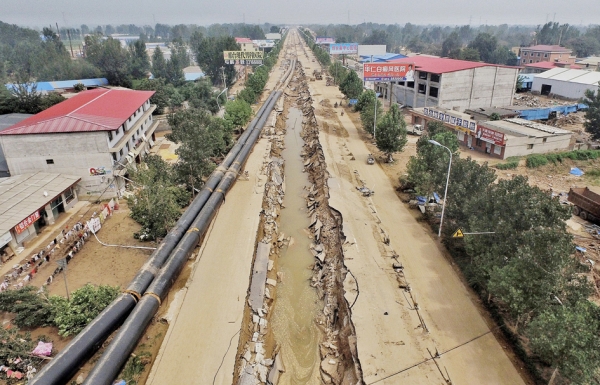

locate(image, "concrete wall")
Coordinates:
0 131 120 199
531 78 596 100
503 134 572 158
439 67 517 110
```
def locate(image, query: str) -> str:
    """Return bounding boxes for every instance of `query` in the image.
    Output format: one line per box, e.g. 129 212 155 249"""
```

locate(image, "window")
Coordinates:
537 53 540 57
407 81 415 88
418 83 426 94
429 86 439 98
542 138 547 143
529 60 533 63
523 52 528 56
430 74 440 83
527 144 534 149
494 145 502 155
418 71 428 80
64 187 75 204
46 159 54 164
544 53 548 58
108 131 113 141
112 152 117 163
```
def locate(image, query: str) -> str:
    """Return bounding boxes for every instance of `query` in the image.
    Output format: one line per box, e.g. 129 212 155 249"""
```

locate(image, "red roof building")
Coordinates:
0 88 159 199
0 88 155 135
518 45 575 66
374 56 520 112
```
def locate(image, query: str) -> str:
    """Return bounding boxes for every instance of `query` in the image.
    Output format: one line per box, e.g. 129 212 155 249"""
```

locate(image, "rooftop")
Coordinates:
387 56 513 74
235 37 254 44
0 172 81 236
5 78 109 93
480 118 571 139
522 45 572 53
524 62 582 70
464 107 520 118
0 88 155 136
534 67 600 85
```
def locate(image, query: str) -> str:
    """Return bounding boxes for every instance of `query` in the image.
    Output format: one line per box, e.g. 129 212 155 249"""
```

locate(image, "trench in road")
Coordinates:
270 106 323 384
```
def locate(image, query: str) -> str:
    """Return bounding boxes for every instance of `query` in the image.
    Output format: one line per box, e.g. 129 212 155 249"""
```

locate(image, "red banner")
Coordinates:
363 63 415 81
478 126 505 146
15 211 40 234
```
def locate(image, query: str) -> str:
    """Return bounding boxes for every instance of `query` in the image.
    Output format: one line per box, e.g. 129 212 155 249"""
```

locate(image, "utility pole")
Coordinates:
67 29 74 58
56 22 60 39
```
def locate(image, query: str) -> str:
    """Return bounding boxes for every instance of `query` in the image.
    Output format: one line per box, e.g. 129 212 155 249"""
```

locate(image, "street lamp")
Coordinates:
428 139 453 238
216 87 228 111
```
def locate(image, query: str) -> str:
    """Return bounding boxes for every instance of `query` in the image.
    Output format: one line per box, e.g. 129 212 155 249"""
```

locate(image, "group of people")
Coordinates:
1 221 91 292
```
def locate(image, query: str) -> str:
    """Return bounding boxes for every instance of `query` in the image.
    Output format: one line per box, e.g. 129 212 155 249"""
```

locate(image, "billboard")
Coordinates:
358 45 386 56
223 51 264 65
315 37 335 44
252 40 275 48
478 126 506 145
329 43 358 55
363 63 414 82
423 108 477 133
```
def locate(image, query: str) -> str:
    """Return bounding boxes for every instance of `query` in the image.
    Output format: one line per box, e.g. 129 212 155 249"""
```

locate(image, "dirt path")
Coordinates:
300 37 528 384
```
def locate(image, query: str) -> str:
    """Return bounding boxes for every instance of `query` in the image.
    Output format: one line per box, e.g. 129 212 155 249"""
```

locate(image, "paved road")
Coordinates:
299 34 526 385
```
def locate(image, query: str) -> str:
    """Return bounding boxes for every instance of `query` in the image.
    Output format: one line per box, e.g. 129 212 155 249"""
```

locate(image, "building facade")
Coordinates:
382 57 519 110
408 108 572 159
0 89 158 199
235 37 258 52
519 45 575 66
0 172 80 256
532 67 600 99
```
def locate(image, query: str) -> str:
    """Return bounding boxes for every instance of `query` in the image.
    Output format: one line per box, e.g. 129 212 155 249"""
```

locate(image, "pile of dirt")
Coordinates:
513 94 575 107
297 66 362 384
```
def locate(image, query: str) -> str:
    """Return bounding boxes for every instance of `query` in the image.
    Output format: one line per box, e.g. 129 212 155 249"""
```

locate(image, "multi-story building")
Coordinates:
518 45 575 66
381 56 519 110
0 88 158 199
235 37 258 52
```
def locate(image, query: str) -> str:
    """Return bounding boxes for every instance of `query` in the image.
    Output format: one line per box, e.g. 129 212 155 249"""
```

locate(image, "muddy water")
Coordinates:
271 107 322 384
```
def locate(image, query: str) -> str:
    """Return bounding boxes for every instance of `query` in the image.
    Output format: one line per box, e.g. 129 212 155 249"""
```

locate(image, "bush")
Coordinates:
50 284 120 337
495 161 519 170
526 154 548 168
0 286 54 328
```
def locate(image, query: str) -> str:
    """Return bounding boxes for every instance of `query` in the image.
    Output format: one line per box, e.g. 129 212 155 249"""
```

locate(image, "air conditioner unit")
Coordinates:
149 139 155 147
126 155 133 163
128 151 135 158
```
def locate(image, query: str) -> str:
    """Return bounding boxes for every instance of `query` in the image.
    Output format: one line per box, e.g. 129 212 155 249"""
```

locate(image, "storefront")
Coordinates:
0 173 80 261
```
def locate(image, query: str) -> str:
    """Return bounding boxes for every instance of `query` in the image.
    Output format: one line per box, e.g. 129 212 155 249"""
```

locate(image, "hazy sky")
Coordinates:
2 0 598 28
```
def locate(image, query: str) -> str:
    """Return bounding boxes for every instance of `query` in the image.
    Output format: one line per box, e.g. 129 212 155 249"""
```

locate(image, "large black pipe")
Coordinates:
83 91 284 385
30 91 279 385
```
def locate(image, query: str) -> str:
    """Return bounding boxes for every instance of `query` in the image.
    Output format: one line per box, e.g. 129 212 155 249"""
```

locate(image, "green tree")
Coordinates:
128 155 189 240
224 99 253 131
50 284 120 337
0 286 53 328
8 80 42 114
359 91 383 135
459 47 481 62
191 33 239 86
468 33 498 63
375 104 408 162
134 78 170 114
568 36 600 57
527 301 600 384
151 47 167 79
583 84 600 140
128 39 150 79
270 26 281 33
441 31 462 58
339 70 363 99
329 61 348 86
84 35 131 86
167 109 232 191
354 89 375 112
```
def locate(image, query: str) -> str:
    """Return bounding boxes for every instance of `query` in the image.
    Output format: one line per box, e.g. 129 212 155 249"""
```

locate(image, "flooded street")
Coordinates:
271 107 322 384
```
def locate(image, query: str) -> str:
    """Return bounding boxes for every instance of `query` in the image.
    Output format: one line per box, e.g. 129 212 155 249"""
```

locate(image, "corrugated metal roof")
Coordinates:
535 68 600 85
0 172 81 236
0 88 155 136
5 78 109 93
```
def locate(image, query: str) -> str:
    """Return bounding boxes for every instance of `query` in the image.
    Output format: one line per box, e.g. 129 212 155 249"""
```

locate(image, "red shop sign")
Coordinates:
14 211 40 234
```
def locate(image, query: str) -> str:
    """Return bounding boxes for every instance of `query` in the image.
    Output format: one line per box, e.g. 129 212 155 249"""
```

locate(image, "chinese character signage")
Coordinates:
479 126 506 146
363 63 415 81
329 43 358 55
315 37 336 44
423 108 477 132
223 51 264 61
15 211 40 234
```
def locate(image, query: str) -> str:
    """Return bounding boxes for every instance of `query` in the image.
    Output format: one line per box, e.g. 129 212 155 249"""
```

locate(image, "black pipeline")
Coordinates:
83 91 283 385
30 91 280 385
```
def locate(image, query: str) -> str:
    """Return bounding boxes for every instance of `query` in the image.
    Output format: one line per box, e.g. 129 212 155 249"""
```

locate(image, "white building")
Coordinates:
532 67 600 99
0 88 158 199
380 56 519 110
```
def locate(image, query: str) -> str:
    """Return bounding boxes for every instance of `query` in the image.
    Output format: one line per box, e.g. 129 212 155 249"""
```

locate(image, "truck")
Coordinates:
407 124 423 136
568 187 600 223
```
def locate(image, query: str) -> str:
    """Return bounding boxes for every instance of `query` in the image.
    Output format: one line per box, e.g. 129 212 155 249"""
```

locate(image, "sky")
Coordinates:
1 0 598 29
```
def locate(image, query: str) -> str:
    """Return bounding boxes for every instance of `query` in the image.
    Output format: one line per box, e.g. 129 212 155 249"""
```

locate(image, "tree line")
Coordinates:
404 124 600 384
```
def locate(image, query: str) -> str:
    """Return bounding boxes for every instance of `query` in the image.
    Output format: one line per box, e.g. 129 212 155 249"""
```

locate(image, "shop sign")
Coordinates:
315 37 336 44
363 63 415 81
423 108 476 133
0 232 11 248
329 43 358 54
223 51 264 61
15 211 40 234
479 126 506 146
